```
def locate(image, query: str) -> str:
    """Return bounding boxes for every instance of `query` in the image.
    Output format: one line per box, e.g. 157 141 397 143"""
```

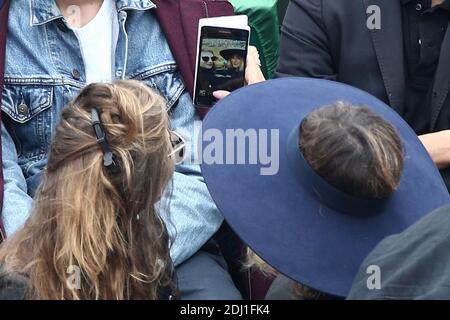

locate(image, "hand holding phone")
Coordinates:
193 16 251 108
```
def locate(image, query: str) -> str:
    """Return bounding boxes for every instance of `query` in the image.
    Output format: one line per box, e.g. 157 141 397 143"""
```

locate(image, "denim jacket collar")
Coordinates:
116 0 156 11
29 0 62 26
30 0 156 26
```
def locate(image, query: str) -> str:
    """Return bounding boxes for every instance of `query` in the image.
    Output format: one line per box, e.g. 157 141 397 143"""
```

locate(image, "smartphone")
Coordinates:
193 24 250 108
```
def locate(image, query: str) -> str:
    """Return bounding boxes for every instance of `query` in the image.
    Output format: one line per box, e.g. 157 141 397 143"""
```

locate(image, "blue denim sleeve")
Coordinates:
1 123 33 237
160 92 224 266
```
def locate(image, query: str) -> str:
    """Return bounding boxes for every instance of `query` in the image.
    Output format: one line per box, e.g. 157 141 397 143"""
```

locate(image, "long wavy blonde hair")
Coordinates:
0 81 175 299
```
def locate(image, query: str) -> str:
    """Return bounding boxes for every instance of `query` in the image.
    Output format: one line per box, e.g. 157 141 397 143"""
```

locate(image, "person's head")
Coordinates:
203 77 447 299
228 54 244 71
0 80 176 299
246 101 404 299
245 248 337 300
213 56 227 70
200 50 216 70
300 101 403 199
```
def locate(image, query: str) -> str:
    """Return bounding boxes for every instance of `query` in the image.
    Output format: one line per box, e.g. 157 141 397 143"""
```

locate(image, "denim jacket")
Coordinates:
1 0 223 266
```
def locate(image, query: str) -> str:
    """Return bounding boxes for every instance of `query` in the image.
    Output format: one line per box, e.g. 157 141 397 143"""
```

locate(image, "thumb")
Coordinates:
213 90 231 100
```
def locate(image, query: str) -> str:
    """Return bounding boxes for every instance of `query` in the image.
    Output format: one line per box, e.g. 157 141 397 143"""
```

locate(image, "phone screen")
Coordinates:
194 26 249 107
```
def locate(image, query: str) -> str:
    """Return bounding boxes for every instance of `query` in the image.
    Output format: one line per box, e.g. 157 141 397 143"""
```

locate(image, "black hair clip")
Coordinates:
91 108 121 174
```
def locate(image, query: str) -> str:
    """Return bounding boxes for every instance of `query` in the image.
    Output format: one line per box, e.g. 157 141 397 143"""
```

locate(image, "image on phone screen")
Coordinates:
194 26 249 107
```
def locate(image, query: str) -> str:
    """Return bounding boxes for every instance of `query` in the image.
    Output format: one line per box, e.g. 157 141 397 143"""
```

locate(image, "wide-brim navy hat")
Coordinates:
220 48 246 61
200 78 450 298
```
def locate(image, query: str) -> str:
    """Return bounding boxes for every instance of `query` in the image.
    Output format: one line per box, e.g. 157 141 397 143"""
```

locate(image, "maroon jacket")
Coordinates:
0 0 234 240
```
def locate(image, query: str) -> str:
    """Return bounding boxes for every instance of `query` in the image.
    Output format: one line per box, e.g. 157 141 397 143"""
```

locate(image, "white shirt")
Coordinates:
70 0 119 84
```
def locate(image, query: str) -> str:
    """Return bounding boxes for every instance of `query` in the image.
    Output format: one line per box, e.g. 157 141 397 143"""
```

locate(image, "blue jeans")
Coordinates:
176 248 243 300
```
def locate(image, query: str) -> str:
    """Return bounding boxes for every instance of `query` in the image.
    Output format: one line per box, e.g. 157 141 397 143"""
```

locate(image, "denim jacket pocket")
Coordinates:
131 63 185 109
1 85 54 160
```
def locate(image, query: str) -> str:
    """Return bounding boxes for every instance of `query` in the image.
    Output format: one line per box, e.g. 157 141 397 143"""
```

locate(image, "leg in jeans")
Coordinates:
176 250 242 300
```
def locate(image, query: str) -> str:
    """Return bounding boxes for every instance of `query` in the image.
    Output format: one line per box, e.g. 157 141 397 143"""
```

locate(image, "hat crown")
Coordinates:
287 126 390 217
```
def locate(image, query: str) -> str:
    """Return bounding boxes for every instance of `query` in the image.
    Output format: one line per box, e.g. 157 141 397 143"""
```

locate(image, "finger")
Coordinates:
247 46 261 66
249 46 259 56
213 90 231 100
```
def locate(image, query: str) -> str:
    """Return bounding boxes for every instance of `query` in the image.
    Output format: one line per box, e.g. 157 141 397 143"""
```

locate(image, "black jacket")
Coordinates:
277 0 450 188
348 204 450 299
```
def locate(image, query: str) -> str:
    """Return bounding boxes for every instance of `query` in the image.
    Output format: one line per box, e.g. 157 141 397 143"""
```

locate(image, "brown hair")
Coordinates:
300 101 403 199
0 81 175 299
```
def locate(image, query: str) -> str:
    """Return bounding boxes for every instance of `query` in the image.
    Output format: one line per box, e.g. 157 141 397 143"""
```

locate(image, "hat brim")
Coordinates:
220 49 246 61
200 78 450 297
